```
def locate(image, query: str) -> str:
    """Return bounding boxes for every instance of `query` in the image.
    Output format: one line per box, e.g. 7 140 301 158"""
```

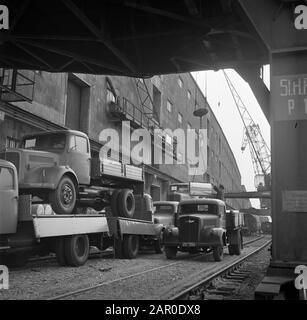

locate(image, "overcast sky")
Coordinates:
192 66 270 208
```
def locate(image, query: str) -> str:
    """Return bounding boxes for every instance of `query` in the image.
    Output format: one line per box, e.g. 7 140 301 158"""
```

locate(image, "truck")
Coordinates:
162 198 244 261
0 129 163 267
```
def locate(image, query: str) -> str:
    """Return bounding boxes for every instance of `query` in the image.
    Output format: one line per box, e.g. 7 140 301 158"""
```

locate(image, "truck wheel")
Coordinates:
165 246 177 259
55 237 67 266
154 234 164 254
213 245 224 262
49 176 77 215
118 189 135 218
64 235 89 267
111 189 121 216
122 235 139 259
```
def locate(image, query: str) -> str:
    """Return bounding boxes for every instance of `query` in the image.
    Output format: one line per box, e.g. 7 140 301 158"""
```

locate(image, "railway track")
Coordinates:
171 238 271 300
47 235 267 300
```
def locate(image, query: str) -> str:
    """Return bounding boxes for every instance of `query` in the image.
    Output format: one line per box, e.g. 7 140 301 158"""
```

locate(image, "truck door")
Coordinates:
219 206 226 229
67 134 91 185
0 165 18 234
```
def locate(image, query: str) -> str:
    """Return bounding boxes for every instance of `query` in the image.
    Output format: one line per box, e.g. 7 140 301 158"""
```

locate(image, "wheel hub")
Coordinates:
62 185 73 204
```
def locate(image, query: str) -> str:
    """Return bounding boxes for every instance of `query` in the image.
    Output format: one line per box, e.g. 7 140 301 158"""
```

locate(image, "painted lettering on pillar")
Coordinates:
272 74 307 121
0 5 9 30
294 5 307 30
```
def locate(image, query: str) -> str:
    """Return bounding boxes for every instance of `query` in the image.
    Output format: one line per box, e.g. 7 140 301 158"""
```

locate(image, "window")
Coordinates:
6 137 19 148
0 167 14 190
152 85 161 122
23 133 66 151
69 135 89 153
165 133 172 145
173 136 178 161
178 113 183 124
166 100 172 113
107 88 116 103
178 77 183 88
106 78 116 103
187 90 191 100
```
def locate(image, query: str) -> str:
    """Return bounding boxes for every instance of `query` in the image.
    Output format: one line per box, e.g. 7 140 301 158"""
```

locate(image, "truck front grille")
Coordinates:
0 152 20 173
179 216 200 242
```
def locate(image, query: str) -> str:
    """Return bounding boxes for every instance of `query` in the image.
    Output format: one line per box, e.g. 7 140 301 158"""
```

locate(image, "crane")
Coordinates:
223 70 271 208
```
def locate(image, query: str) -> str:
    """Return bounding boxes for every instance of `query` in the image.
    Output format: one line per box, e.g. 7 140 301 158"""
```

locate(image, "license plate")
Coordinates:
182 242 196 247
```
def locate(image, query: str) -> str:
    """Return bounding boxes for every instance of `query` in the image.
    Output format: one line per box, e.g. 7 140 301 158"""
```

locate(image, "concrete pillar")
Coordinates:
237 0 307 297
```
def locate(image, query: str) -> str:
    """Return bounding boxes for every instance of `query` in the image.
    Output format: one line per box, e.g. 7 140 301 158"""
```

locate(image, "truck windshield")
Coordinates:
22 133 66 151
154 205 174 214
180 203 218 215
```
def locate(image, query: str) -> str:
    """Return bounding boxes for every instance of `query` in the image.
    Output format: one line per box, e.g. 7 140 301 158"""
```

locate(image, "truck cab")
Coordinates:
0 160 18 235
163 198 243 261
0 130 92 215
153 201 178 227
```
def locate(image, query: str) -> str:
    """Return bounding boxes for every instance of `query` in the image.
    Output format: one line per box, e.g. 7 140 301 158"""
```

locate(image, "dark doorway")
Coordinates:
151 185 161 201
66 79 82 130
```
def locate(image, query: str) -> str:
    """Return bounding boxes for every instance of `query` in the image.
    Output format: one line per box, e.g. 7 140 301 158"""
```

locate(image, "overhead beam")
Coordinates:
9 0 32 32
225 191 271 199
12 40 53 69
236 64 270 123
184 0 200 16
61 0 137 74
17 39 128 74
124 1 215 29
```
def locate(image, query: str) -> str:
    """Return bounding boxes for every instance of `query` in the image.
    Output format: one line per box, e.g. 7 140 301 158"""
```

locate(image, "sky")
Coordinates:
192 66 271 208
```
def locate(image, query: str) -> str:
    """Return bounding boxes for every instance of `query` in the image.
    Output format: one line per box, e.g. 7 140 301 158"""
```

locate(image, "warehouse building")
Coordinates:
0 69 250 209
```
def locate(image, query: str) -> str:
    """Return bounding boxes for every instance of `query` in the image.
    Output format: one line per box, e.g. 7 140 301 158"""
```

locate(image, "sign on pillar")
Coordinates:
272 74 307 121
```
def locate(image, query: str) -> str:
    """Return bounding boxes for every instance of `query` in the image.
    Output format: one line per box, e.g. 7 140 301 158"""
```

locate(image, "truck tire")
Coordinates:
55 237 67 266
49 176 77 215
213 245 224 262
64 234 89 267
154 233 164 254
165 246 177 259
118 189 135 218
122 235 139 259
111 189 121 216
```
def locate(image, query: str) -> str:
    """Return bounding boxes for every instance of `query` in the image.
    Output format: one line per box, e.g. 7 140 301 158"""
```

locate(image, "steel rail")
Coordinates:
171 238 271 300
46 235 266 300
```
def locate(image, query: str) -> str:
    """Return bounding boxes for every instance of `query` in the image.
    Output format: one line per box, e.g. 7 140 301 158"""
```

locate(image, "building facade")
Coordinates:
0 69 250 209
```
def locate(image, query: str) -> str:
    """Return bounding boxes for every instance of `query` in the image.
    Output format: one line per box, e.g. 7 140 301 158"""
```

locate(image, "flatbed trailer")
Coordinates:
0 157 163 268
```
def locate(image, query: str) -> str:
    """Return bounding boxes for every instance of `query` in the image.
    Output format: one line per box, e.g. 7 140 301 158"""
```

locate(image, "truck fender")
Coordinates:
163 226 179 243
44 166 79 189
211 228 226 246
153 223 165 235
22 165 78 190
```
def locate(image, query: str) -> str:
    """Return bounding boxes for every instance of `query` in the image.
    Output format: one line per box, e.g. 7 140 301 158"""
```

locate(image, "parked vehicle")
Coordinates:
0 130 163 267
163 198 244 261
168 182 218 202
153 201 178 227
259 215 272 234
242 213 261 235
